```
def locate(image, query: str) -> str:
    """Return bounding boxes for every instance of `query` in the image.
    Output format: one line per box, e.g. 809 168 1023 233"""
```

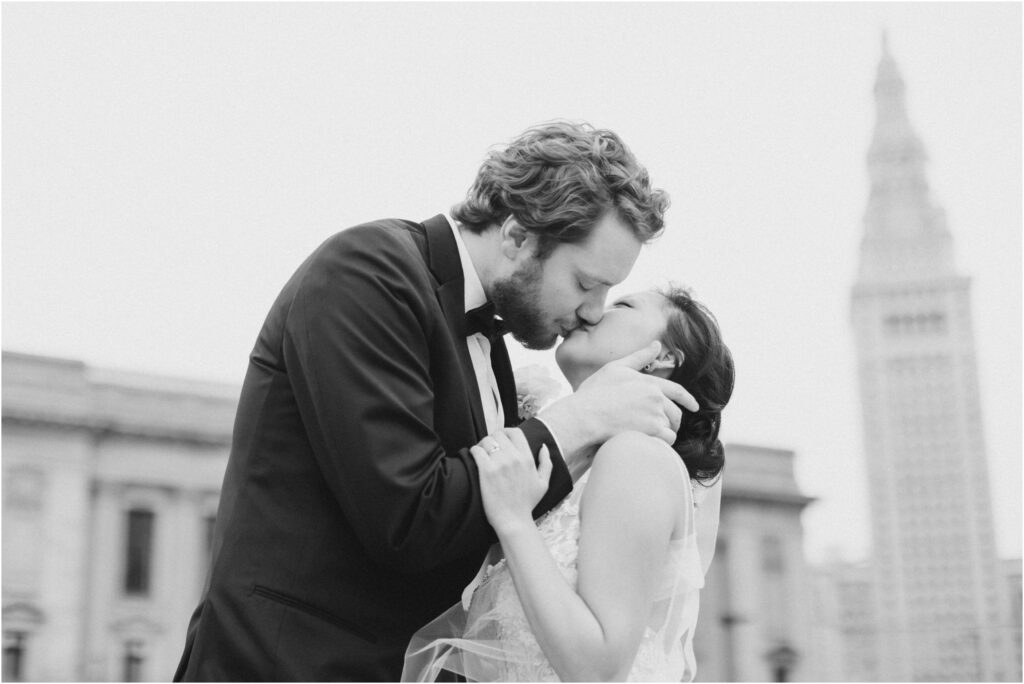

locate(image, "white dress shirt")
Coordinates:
445 214 576 610
445 214 505 435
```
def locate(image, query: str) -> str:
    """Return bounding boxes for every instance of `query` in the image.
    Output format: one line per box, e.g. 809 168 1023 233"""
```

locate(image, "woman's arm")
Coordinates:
471 430 684 681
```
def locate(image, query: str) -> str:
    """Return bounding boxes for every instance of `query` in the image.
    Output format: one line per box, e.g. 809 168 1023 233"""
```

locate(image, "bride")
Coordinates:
403 286 734 682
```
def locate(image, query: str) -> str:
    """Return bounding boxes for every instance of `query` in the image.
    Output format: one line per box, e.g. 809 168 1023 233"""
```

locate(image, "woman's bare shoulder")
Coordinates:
594 431 687 476
577 433 688 558
584 432 689 504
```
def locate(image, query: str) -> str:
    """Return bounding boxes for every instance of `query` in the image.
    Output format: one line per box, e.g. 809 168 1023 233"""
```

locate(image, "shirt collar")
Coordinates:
445 213 487 314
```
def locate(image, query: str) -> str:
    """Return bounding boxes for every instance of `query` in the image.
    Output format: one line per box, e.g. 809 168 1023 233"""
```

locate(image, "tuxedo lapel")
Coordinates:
422 215 488 438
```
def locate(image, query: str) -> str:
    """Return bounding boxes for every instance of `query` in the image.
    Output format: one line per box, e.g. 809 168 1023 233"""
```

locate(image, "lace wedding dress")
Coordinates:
402 459 721 682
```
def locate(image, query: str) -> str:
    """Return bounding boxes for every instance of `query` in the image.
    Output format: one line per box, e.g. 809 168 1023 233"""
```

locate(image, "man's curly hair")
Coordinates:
452 121 670 259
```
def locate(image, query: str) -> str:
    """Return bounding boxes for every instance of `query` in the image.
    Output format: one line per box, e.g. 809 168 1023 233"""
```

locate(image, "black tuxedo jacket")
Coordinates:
174 216 572 681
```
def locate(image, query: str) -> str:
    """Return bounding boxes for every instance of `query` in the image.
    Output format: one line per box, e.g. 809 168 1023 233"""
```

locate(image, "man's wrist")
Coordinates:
517 417 573 515
536 395 596 457
529 416 566 461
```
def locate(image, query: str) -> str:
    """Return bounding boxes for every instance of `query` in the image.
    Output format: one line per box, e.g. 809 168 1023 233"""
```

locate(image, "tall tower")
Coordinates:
850 35 1010 681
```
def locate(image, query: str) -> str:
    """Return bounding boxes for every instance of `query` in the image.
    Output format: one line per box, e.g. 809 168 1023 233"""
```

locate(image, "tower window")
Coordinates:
884 314 902 334
883 312 946 335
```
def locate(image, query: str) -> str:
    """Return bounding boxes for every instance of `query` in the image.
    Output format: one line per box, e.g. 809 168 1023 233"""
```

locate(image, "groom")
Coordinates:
174 121 695 681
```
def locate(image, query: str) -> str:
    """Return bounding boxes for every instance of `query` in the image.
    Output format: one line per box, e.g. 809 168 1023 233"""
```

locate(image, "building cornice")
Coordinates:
2 411 232 448
851 275 970 298
3 351 237 448
723 487 816 509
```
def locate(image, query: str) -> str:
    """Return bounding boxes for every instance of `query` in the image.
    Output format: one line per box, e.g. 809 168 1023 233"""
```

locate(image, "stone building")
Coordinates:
848 36 1017 681
2 351 235 681
693 444 818 682
3 350 821 681
1000 558 1023 682
808 561 880 682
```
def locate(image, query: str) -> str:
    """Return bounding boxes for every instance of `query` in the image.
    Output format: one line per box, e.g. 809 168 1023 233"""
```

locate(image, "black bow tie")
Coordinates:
465 303 507 343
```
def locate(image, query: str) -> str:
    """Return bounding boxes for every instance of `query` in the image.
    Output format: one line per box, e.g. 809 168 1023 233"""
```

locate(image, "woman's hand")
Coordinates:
470 430 553 535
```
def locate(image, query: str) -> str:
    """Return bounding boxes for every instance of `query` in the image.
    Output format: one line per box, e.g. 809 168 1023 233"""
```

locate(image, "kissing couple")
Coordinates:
174 121 735 682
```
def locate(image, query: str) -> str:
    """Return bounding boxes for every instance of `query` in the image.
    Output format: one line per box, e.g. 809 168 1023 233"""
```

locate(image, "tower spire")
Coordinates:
868 32 920 179
849 32 1009 684
857 34 954 283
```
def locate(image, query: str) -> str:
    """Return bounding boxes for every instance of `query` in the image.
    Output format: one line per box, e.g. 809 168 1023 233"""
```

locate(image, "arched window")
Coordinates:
3 632 27 681
122 639 145 681
2 602 43 682
110 616 160 682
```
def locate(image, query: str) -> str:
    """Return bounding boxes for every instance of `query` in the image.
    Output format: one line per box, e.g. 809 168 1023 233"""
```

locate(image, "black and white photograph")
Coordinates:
2 2 1021 682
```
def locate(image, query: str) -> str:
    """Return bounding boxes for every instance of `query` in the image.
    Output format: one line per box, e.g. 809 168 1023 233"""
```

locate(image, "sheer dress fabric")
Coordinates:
402 456 719 682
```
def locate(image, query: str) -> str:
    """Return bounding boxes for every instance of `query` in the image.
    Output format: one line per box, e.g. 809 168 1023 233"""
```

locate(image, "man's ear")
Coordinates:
499 215 533 258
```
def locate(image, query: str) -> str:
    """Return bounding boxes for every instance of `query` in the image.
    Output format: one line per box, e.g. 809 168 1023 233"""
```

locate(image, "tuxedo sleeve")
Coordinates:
518 417 572 519
281 228 495 574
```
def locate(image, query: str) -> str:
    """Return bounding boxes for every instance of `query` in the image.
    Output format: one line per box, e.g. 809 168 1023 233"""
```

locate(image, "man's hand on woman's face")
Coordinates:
542 341 698 452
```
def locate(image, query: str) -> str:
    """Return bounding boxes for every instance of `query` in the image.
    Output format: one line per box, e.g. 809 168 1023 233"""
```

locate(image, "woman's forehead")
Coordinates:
616 290 667 307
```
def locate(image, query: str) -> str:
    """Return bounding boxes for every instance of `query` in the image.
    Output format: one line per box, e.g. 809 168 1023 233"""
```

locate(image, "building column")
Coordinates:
727 518 762 680
84 480 122 680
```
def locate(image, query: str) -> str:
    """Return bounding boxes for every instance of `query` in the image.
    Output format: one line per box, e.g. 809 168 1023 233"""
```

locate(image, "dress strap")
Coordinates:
664 450 698 541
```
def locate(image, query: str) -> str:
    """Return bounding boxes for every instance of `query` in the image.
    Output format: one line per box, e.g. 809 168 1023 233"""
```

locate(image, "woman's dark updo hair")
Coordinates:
659 286 735 484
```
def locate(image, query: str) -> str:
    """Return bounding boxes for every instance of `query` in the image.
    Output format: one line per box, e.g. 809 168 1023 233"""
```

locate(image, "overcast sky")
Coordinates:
3 2 1020 564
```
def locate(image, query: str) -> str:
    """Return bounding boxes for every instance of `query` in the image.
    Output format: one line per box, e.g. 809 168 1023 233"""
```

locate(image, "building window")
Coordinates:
201 513 218 585
3 467 45 512
762 536 785 574
204 514 216 559
766 644 799 682
124 509 155 595
122 640 144 681
883 311 946 336
3 631 26 681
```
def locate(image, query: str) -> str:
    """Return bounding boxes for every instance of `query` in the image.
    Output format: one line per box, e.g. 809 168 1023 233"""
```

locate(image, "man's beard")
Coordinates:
491 258 558 350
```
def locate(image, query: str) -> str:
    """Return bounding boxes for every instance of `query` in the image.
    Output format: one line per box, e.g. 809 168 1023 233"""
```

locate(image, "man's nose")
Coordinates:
577 298 605 326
